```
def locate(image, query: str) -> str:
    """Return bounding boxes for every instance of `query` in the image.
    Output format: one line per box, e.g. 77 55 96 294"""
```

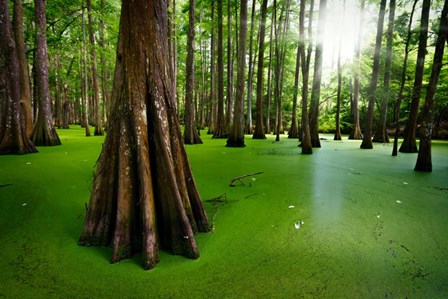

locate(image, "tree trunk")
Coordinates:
288 42 300 139
81 2 91 136
373 0 395 143
99 0 110 129
244 0 256 134
299 0 312 154
309 0 327 148
226 0 247 147
415 0 448 172
213 0 226 138
207 0 216 135
86 0 104 136
360 0 386 149
349 0 364 140
252 0 268 140
184 0 202 144
0 0 37 155
226 0 234 131
265 5 274 134
334 0 346 141
399 0 430 153
392 0 419 156
12 0 33 137
79 0 211 270
30 0 61 146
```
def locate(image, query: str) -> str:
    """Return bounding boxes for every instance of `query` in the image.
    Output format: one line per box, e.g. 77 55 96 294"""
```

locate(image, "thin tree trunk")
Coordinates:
226 0 234 130
415 0 448 171
360 0 387 149
0 0 37 154
81 1 91 136
399 0 430 153
349 0 364 140
393 0 419 156
99 0 109 129
299 0 312 154
226 0 247 147
265 10 274 134
30 0 61 146
252 0 268 139
213 0 226 138
373 0 395 143
244 0 256 134
334 0 346 141
86 0 104 136
12 0 33 137
207 0 216 134
288 42 300 139
184 0 202 144
309 0 327 147
79 0 211 270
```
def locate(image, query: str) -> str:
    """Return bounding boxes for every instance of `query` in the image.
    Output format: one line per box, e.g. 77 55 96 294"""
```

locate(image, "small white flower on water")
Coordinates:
26 162 31 165
376 214 381 218
403 182 408 185
251 178 256 181
396 200 402 204
22 203 27 207
288 205 295 209
294 221 304 230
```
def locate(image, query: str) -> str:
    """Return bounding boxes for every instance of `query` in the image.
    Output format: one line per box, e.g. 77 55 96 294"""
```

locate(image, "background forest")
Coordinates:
1 0 447 152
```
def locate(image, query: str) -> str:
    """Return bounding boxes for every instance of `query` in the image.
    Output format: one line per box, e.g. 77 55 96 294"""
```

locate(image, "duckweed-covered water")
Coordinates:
0 128 447 298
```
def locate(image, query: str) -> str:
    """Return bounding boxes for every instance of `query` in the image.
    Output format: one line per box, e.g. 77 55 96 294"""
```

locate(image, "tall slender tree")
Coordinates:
30 0 61 146
81 0 91 137
226 0 234 130
207 0 216 134
334 0 346 141
227 0 247 147
12 0 33 137
399 0 431 153
252 0 268 140
308 0 327 148
360 0 387 149
0 0 37 155
79 0 211 270
415 0 448 172
245 0 257 134
299 0 312 154
288 41 300 139
265 6 274 134
392 0 418 156
184 0 202 144
213 0 226 138
349 0 365 140
86 0 104 136
373 0 395 143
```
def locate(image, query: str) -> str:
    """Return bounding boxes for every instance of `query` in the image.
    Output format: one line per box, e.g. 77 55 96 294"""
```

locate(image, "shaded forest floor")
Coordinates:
0 126 447 298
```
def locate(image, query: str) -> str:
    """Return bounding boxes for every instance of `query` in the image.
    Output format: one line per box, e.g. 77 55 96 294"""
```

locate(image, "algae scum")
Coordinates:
0 126 447 298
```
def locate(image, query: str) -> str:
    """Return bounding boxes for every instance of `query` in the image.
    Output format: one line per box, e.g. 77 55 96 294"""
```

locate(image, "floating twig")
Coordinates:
229 172 264 187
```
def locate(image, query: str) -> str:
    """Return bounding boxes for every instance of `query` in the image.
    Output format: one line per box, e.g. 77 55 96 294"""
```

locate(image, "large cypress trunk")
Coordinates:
0 0 37 155
31 0 61 146
79 0 211 270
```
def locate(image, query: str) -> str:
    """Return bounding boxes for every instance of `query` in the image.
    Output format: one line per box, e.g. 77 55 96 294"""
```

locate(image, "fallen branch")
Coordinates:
229 172 264 187
206 193 227 203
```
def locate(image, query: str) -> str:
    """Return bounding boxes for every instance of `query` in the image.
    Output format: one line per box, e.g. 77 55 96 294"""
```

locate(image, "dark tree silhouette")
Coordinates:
0 0 37 155
415 0 448 172
360 0 386 149
399 0 430 153
30 0 61 146
79 0 211 270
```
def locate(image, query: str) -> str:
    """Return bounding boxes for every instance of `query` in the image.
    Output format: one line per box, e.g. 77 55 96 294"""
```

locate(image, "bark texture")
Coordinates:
213 0 226 138
360 0 386 149
415 0 448 172
79 0 211 270
399 0 430 153
0 0 37 154
12 0 33 137
30 0 61 146
227 0 247 147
